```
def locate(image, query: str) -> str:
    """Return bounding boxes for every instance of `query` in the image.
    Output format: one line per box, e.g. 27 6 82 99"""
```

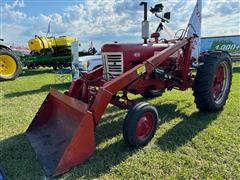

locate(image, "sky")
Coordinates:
1 0 240 50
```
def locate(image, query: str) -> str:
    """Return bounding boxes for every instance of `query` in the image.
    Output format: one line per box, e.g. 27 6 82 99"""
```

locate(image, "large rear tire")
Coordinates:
0 49 21 80
193 51 232 112
123 102 158 148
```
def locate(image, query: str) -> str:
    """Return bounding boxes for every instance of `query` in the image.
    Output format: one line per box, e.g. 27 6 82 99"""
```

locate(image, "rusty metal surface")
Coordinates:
26 114 77 176
26 89 95 177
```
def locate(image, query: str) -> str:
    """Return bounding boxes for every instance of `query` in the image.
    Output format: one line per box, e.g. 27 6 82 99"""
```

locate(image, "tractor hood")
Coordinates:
102 43 169 53
101 43 170 71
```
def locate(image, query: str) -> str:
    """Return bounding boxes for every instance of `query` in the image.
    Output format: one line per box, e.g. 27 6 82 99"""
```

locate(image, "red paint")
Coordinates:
102 43 170 71
213 65 225 100
136 112 154 140
26 37 195 177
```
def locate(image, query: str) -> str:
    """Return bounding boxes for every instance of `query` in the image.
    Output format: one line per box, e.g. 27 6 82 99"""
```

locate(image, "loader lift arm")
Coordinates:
68 38 192 125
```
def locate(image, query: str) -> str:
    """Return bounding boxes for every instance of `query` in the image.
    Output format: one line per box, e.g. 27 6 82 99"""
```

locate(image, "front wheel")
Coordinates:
123 102 158 148
193 51 232 112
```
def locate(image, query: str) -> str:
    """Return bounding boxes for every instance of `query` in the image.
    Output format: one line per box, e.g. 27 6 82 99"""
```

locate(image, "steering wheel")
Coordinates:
174 29 187 40
159 38 168 43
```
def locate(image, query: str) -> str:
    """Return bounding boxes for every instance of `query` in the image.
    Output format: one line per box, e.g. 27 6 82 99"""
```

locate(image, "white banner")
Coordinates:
187 0 202 59
71 41 80 80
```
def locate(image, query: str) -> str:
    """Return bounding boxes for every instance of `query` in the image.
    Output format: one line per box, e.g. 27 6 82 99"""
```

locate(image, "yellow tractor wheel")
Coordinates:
0 49 21 80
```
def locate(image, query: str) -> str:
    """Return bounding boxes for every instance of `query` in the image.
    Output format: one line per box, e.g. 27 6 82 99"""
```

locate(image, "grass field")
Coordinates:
0 64 240 179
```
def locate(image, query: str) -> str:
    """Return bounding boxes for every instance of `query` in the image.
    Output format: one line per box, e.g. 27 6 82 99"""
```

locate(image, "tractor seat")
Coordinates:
151 32 160 43
151 32 160 38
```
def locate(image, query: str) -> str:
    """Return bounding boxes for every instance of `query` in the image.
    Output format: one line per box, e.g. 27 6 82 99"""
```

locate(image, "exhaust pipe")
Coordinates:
140 2 149 44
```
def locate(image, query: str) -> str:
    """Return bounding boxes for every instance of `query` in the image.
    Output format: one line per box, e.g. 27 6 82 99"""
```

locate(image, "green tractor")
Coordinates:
21 35 96 70
0 39 22 80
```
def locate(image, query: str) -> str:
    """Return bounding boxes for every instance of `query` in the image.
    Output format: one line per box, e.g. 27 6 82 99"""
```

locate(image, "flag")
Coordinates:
90 41 94 49
46 20 51 36
187 0 202 59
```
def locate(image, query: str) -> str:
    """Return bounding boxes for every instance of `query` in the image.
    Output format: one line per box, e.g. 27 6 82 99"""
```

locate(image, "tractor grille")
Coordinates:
102 52 123 80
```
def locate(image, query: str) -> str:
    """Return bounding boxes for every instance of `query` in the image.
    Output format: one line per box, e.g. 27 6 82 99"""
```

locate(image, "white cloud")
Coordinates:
4 0 25 10
202 13 240 36
1 0 239 50
2 0 26 22
1 23 27 46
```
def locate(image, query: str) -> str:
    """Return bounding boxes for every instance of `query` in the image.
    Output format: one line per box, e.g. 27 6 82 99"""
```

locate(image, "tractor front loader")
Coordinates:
26 2 232 177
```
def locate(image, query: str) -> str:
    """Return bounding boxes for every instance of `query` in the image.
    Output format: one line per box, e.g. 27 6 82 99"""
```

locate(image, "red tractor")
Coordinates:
25 2 232 177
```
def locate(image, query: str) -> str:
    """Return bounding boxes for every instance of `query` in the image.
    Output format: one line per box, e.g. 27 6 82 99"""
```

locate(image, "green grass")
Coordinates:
0 65 240 179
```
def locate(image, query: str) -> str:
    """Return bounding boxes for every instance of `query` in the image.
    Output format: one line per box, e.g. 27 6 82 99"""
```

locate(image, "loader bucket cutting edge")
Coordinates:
26 89 95 177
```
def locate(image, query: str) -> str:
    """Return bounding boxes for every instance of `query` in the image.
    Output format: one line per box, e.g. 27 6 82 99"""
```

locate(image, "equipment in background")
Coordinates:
25 1 232 178
0 39 22 80
72 41 100 80
21 36 97 70
21 36 75 70
28 36 76 54
201 35 240 62
75 52 102 73
71 41 80 80
54 68 72 83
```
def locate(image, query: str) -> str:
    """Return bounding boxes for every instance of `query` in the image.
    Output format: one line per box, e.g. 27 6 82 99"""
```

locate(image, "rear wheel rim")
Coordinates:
0 55 17 77
136 112 154 140
213 61 230 104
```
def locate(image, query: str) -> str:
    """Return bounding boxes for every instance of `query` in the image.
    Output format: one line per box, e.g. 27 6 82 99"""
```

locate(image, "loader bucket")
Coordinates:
26 89 95 177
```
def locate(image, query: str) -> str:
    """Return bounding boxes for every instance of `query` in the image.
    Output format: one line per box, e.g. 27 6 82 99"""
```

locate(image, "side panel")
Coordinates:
201 35 240 61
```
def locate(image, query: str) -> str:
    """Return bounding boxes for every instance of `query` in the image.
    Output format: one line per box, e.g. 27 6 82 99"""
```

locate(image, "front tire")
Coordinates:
123 102 158 148
193 51 232 112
